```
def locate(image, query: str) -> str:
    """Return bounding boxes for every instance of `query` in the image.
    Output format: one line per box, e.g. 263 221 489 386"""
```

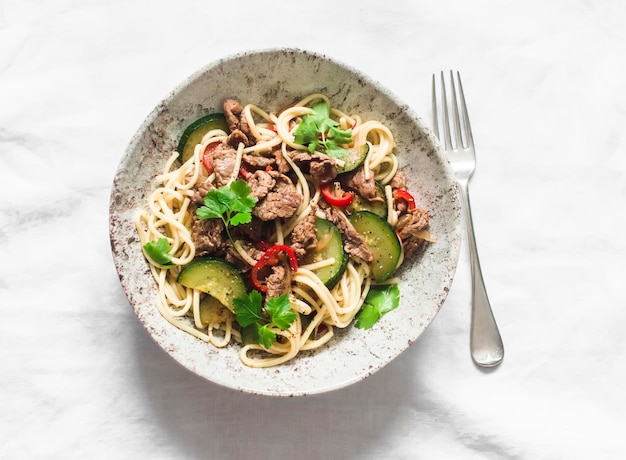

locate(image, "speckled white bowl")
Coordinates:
109 48 461 396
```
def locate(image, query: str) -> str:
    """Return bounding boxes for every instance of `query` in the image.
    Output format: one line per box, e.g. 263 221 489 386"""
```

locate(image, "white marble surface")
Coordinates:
1 0 625 458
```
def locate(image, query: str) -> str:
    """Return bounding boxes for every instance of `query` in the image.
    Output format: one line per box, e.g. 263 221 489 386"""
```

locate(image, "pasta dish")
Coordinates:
135 94 433 368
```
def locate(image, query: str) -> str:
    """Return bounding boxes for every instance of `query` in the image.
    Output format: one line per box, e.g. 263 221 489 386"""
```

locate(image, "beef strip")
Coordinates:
287 213 318 260
226 129 249 149
242 153 275 169
265 264 292 298
231 216 267 243
289 151 337 183
224 241 265 272
191 180 213 206
396 207 430 259
389 170 407 190
324 206 373 262
272 147 291 174
390 171 410 213
249 170 301 221
188 181 227 256
211 142 238 187
246 170 276 200
223 99 255 146
342 166 379 201
191 215 227 256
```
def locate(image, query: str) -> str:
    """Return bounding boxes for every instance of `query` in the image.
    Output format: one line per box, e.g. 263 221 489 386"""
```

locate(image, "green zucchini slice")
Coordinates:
177 113 229 162
310 218 348 289
346 181 387 219
177 257 246 312
347 211 401 282
337 143 369 174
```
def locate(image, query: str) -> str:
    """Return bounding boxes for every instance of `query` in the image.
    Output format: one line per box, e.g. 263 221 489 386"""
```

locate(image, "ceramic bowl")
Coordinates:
109 48 461 396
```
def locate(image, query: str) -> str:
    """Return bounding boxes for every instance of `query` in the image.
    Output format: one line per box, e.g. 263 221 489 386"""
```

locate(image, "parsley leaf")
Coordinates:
293 101 352 160
265 295 297 330
196 179 257 242
233 289 263 327
143 238 175 267
256 325 277 349
355 284 400 329
233 292 297 349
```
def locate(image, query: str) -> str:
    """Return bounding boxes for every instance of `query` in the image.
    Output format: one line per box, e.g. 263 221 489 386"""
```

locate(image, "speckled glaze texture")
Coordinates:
109 48 461 397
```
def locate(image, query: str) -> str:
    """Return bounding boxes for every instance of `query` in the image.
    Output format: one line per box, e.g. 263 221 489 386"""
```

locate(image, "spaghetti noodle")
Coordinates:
135 94 431 368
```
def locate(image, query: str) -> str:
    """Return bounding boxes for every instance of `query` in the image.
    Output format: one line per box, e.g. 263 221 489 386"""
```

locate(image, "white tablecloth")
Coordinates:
2 1 625 458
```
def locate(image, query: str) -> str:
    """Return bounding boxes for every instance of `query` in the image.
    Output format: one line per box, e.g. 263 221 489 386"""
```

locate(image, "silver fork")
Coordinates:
432 71 504 368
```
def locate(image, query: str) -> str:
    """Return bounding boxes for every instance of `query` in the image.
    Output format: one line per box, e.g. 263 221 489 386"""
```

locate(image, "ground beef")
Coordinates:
324 206 373 262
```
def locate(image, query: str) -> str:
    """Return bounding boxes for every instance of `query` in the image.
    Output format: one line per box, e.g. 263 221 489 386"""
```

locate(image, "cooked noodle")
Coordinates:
135 94 409 368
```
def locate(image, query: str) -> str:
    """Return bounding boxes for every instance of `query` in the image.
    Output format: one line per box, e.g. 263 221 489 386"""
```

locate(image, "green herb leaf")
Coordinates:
196 180 257 245
256 324 277 349
293 101 352 160
197 179 256 227
355 284 400 329
143 238 175 267
265 294 297 330
233 290 263 327
234 291 297 349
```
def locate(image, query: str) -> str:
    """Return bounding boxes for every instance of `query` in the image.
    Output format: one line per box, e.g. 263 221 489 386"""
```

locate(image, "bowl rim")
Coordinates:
109 47 461 396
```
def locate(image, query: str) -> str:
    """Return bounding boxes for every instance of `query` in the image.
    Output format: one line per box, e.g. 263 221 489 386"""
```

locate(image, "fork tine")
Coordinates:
431 74 439 139
439 72 453 151
456 71 474 148
449 70 464 149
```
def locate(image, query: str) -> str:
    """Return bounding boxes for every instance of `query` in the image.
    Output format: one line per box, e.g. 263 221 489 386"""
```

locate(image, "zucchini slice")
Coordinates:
337 143 369 174
177 113 229 162
347 211 401 282
310 218 348 289
198 294 235 327
346 181 387 219
177 257 246 312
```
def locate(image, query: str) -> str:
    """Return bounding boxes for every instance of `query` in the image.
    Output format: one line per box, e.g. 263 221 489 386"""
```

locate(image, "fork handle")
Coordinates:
457 179 504 367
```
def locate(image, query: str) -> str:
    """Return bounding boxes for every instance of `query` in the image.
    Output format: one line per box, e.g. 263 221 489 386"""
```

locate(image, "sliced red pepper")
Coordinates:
321 182 354 207
202 142 219 174
239 164 250 179
250 244 298 293
393 189 416 210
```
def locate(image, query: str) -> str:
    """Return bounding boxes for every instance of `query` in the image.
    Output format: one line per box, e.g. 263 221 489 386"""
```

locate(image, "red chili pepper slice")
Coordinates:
202 142 219 174
321 182 354 207
393 189 416 210
250 244 298 292
239 164 250 179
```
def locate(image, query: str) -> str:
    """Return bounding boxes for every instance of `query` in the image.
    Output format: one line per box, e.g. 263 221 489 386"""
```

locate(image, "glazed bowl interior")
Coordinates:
109 48 461 396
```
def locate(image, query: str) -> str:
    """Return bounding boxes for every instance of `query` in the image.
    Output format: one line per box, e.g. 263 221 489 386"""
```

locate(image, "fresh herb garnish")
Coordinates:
355 283 400 329
293 101 352 159
233 291 297 349
196 179 257 243
143 237 175 267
